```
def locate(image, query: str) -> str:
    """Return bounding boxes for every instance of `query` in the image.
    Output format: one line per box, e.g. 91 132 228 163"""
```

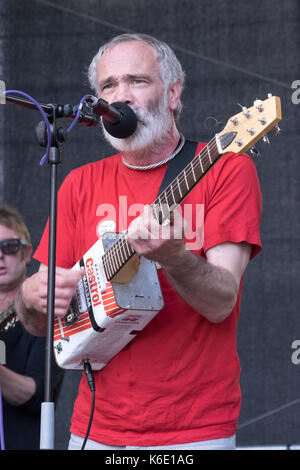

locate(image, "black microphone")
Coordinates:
86 97 138 139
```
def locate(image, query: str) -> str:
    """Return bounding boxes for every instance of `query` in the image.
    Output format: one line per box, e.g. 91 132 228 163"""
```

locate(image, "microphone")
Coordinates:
85 97 138 139
5 92 138 143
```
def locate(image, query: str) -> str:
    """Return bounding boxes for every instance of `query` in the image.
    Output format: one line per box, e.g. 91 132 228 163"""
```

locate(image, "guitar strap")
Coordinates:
156 139 198 197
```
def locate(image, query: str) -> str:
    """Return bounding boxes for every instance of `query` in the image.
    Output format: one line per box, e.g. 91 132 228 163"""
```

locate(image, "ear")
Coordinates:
24 244 33 264
167 80 181 112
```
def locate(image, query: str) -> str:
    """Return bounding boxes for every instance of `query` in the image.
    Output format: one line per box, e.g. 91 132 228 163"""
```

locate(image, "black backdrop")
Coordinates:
0 0 299 450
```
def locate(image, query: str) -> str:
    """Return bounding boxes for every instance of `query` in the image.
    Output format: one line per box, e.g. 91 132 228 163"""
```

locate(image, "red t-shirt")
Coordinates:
34 143 262 446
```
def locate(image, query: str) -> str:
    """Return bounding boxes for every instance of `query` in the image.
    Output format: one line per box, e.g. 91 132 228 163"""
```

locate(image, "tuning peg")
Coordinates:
274 124 281 135
249 146 259 157
254 99 264 112
237 103 250 117
263 135 270 144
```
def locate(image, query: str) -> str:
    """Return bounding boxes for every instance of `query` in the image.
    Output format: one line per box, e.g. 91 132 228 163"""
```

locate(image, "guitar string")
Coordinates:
103 140 217 259
103 138 220 277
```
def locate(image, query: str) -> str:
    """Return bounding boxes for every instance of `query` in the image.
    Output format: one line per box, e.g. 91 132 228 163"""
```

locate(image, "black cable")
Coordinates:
81 360 95 451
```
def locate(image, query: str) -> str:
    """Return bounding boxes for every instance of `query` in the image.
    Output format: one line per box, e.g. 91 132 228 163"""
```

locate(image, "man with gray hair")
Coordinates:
16 33 262 450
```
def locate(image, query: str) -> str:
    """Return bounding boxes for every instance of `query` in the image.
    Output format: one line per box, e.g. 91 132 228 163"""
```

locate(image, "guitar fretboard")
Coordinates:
102 137 221 282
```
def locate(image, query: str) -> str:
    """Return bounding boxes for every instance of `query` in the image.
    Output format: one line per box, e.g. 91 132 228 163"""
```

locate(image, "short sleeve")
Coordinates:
202 153 262 259
34 170 80 268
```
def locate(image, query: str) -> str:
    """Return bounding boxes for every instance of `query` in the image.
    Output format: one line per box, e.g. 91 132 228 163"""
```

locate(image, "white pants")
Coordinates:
68 432 236 450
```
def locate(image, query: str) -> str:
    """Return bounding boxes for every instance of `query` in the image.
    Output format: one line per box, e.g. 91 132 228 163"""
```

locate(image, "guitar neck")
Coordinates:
151 136 220 223
102 136 222 282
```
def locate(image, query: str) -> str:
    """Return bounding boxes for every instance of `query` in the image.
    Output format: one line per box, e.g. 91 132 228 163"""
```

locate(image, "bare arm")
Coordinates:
161 241 251 323
0 365 36 406
127 205 252 323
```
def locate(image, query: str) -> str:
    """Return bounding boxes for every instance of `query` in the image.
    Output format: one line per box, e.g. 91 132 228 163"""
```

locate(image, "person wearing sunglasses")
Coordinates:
0 238 28 254
0 205 64 450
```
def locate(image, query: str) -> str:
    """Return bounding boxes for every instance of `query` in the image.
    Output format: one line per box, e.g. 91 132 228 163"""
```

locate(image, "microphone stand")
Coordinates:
38 104 62 450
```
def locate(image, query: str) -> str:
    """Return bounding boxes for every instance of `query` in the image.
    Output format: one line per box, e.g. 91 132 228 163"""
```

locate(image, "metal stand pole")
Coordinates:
37 110 63 450
40 149 61 449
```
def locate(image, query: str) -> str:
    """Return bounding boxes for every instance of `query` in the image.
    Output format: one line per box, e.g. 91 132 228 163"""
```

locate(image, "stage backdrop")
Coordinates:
0 0 299 449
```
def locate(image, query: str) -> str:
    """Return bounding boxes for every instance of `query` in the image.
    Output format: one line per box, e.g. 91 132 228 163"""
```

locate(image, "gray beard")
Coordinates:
101 92 173 154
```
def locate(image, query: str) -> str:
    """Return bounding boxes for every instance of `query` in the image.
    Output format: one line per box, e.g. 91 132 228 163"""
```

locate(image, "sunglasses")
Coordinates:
0 238 28 255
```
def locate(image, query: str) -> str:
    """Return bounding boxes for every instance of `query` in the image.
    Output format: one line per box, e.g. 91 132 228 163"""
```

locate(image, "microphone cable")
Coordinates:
81 359 96 451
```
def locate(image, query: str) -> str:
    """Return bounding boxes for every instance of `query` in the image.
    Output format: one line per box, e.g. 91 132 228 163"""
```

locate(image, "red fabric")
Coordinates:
34 143 262 446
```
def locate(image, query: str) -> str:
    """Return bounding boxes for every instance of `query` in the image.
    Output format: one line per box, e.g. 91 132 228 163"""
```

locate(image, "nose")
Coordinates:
113 83 134 105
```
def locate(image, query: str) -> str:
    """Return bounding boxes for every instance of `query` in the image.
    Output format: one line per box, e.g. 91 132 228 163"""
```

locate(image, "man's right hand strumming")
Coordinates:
16 265 85 336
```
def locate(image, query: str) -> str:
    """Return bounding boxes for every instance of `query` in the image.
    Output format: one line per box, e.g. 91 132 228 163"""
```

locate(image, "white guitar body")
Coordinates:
53 233 164 370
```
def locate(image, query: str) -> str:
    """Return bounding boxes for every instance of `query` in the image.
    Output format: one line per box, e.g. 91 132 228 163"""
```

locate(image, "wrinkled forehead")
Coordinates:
97 40 162 80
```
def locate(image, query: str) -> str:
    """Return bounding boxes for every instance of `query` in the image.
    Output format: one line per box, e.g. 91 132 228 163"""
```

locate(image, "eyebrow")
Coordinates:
98 73 153 88
98 75 115 88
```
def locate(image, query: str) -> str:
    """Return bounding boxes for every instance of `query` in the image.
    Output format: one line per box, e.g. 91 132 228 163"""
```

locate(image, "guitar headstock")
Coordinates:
217 95 282 155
